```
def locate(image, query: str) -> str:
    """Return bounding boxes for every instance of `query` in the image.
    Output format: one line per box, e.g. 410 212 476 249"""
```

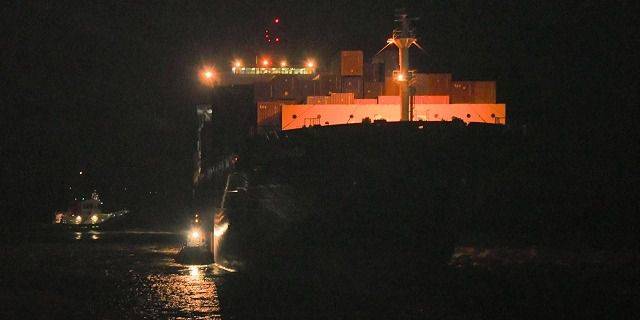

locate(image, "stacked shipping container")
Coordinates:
364 82 384 98
256 100 298 133
318 75 341 96
451 81 496 103
340 51 364 76
328 92 355 104
341 76 363 98
307 96 330 105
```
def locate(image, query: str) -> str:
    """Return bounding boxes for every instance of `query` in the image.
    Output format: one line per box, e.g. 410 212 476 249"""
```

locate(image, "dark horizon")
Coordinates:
3 1 638 227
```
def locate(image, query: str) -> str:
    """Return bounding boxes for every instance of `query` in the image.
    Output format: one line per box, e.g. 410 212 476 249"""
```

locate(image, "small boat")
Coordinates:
53 191 128 228
176 213 213 264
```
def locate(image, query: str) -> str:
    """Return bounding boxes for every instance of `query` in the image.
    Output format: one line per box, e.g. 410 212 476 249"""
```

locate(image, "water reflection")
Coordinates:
72 231 101 241
6 230 227 318
138 263 222 319
189 265 203 279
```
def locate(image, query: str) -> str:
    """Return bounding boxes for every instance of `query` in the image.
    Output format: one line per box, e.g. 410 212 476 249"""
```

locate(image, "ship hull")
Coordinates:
210 121 506 284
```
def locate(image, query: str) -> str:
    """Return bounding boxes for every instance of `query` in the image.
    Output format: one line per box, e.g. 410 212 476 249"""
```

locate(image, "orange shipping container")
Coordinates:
318 75 341 95
328 92 354 104
299 79 317 101
364 82 383 98
383 76 399 95
355 99 377 105
451 81 496 103
341 76 363 98
271 76 296 100
450 81 474 103
307 96 330 105
424 73 452 95
340 50 364 76
257 100 297 132
378 96 400 104
414 95 450 104
471 81 496 103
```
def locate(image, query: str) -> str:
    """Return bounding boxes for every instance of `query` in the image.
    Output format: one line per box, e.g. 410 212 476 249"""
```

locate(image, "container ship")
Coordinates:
191 14 513 288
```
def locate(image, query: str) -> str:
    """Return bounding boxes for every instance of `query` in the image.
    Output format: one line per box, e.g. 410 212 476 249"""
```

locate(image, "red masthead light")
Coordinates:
274 18 280 23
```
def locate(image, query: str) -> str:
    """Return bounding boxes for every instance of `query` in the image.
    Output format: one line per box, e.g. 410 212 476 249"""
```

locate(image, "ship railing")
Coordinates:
304 118 321 127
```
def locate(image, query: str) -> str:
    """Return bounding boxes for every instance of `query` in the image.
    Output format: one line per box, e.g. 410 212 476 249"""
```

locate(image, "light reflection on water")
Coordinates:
3 230 226 319
139 264 222 319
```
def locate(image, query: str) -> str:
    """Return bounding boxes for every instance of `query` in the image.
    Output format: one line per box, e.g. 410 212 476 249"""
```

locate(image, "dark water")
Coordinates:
1 230 638 319
1 230 224 319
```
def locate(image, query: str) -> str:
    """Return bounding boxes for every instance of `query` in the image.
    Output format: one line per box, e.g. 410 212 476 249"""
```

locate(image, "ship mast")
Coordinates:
388 12 417 121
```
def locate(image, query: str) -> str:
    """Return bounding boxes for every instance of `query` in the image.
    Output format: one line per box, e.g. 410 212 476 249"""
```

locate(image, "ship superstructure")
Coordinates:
208 15 505 134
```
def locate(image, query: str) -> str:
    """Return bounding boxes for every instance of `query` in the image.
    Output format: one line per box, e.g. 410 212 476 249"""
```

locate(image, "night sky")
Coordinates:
3 1 638 227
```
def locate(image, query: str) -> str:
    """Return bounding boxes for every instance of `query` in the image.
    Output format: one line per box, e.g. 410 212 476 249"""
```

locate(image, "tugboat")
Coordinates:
175 212 214 264
53 191 128 229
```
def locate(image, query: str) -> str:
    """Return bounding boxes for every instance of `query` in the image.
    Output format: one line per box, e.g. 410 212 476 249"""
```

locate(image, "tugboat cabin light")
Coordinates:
199 66 216 86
